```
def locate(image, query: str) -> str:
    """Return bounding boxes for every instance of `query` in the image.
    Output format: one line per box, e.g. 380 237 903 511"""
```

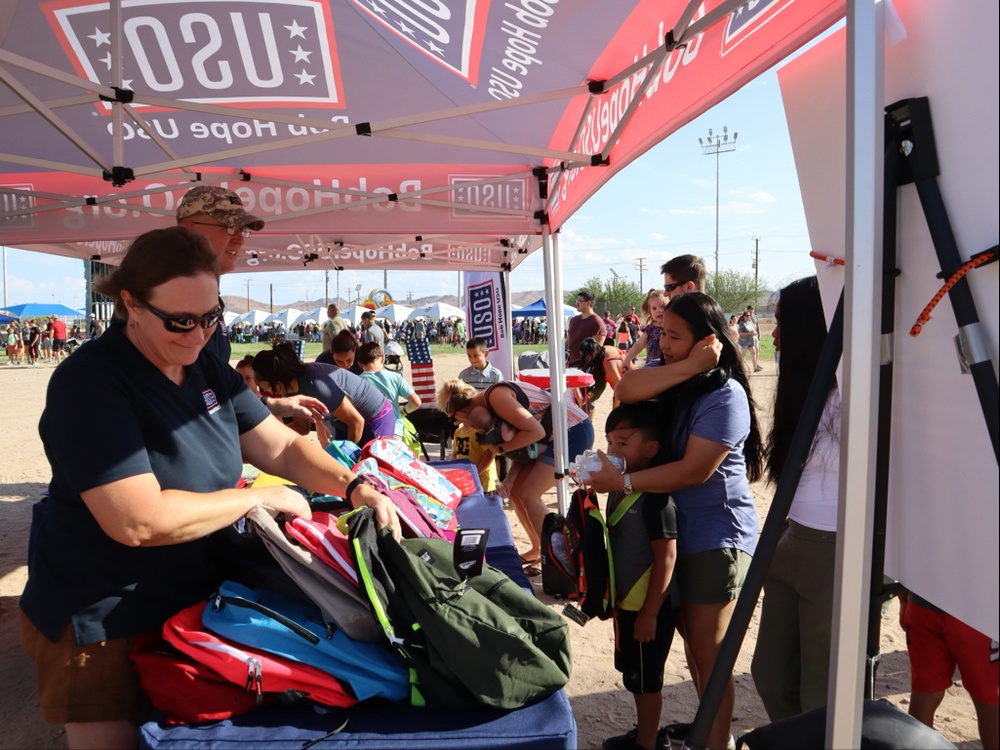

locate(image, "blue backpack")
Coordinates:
201 581 409 703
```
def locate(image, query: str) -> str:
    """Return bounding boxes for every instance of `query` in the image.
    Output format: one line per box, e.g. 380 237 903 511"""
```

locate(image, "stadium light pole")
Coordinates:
699 126 738 294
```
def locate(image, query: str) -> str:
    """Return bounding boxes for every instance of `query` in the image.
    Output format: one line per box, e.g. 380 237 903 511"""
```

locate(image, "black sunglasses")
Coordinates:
664 281 687 292
137 296 226 333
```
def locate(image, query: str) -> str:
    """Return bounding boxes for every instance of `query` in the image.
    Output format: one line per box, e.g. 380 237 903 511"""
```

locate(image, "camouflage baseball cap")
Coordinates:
176 186 265 231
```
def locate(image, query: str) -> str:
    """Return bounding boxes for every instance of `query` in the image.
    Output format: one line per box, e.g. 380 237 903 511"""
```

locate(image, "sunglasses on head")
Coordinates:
137 296 226 333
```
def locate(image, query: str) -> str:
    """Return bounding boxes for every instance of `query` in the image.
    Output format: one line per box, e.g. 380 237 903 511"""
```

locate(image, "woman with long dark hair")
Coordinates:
253 342 395 446
751 275 841 721
590 292 762 750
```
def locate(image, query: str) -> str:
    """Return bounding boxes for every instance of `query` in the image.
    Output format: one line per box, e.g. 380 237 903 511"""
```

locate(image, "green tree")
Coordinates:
708 268 769 316
567 275 643 318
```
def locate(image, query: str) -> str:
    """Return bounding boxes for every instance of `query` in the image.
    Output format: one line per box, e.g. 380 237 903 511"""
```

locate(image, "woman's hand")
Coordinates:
355 483 402 541
586 450 627 493
689 333 722 373
254 485 313 520
267 394 329 422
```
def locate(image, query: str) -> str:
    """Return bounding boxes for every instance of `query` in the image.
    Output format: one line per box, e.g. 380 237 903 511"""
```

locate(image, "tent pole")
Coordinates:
828 0 884 747
541 227 569 516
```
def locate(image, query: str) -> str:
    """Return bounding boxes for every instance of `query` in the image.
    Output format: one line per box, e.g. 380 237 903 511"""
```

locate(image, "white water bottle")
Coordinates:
570 450 626 484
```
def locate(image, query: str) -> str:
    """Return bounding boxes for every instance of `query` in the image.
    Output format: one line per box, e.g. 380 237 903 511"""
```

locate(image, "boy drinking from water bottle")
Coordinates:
601 403 679 750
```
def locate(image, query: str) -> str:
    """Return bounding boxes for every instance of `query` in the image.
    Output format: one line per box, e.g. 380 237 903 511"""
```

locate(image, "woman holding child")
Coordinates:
20 227 399 750
589 291 762 750
437 378 594 574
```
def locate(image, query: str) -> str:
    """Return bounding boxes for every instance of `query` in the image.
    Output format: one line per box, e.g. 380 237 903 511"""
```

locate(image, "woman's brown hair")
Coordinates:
94 227 219 320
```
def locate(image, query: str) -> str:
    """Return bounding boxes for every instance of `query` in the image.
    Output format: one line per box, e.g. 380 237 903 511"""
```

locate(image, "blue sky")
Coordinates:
2 53 821 312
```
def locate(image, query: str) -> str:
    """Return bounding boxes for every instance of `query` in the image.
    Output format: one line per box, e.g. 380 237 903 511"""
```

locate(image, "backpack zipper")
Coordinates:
245 657 263 702
213 593 320 645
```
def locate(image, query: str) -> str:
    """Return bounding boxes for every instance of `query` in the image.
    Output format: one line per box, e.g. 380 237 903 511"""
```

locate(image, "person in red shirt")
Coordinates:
48 315 68 364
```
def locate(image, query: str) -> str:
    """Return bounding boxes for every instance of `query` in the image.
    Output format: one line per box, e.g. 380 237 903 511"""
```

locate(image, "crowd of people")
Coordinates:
14 186 995 750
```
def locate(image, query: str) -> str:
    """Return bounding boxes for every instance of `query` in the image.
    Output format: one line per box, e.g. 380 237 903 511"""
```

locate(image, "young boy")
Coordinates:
458 337 503 391
356 342 421 439
601 403 679 750
453 337 503 493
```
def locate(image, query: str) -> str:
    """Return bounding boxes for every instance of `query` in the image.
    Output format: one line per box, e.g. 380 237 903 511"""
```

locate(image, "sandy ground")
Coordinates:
0 349 984 749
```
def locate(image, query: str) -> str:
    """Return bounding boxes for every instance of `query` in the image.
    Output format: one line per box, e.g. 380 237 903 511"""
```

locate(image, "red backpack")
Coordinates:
130 631 269 724
162 600 358 709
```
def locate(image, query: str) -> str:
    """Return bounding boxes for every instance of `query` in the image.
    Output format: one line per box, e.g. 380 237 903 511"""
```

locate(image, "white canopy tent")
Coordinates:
372 303 413 325
262 308 304 329
1 1 995 744
232 309 270 328
406 302 466 322
292 306 327 328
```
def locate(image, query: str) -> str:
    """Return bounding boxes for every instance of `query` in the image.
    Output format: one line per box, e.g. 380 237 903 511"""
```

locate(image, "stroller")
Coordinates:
384 340 404 372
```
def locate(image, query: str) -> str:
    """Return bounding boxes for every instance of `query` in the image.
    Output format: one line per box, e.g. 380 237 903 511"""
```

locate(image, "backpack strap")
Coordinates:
483 381 529 419
606 491 642 527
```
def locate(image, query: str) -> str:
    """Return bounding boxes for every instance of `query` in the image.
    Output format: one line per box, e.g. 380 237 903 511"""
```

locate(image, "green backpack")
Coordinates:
347 508 572 709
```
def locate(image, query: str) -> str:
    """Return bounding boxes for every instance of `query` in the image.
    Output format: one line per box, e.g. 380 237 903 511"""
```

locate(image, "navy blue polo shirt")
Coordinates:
22 324 269 644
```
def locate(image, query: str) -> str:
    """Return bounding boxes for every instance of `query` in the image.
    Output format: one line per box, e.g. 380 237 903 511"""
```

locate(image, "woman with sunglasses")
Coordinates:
252 342 396 447
20 227 400 750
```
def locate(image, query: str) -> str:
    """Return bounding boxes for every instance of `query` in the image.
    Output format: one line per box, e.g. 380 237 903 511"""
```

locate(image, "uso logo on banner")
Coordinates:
467 279 500 351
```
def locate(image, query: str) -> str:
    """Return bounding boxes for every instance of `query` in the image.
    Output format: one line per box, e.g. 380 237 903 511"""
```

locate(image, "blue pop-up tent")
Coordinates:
510 298 576 319
4 302 85 318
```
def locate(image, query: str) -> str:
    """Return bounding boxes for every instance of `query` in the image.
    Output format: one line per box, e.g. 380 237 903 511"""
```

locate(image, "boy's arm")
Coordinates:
403 392 422 413
633 538 676 643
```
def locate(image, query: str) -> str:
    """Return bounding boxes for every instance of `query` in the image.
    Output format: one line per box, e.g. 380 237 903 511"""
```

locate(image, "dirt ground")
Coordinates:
0 348 985 749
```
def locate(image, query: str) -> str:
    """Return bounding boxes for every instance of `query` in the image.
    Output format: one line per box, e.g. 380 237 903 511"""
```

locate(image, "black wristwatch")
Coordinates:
345 476 365 503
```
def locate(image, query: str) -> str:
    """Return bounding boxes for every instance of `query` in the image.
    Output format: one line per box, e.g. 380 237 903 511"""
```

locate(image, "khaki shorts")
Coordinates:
677 547 752 605
20 612 152 725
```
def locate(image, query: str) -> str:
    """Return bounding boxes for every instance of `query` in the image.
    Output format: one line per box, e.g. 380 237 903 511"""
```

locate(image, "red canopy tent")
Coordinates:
5 2 952 745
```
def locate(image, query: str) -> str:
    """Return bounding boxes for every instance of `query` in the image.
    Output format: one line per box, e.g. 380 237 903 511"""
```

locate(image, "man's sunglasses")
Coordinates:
664 281 687 292
138 296 226 333
188 220 252 238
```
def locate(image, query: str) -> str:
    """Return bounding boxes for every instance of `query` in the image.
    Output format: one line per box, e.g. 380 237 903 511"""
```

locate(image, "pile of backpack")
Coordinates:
130 438 572 725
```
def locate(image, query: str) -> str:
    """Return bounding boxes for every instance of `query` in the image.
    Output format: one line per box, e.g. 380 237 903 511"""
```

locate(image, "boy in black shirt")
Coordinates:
601 404 679 750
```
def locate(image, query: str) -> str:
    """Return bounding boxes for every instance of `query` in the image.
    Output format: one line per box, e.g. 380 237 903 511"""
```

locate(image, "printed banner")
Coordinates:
463 271 513 380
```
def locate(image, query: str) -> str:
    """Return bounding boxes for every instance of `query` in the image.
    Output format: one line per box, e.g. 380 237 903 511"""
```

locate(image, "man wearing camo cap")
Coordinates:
175 185 329 425
176 185 264 274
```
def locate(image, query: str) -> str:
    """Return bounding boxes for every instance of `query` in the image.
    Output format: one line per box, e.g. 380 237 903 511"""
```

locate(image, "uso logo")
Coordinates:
467 279 499 351
44 0 343 109
720 0 791 57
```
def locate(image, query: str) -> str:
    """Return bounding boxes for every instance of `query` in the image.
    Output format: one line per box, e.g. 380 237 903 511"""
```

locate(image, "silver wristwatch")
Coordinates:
622 472 633 494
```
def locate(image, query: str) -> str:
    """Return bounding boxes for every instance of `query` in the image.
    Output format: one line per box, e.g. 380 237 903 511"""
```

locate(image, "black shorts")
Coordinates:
613 602 677 694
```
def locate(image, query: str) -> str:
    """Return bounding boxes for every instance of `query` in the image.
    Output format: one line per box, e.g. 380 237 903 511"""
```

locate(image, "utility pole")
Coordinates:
751 236 761 305
245 279 252 312
269 284 273 313
324 270 329 308
634 257 648 291
699 126 738 295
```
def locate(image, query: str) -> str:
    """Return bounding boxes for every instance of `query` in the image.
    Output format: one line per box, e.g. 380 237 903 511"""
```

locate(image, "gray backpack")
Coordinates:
247 506 383 643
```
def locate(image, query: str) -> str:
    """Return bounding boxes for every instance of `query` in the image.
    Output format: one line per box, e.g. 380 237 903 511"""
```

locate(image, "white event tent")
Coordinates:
1 1 996 743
